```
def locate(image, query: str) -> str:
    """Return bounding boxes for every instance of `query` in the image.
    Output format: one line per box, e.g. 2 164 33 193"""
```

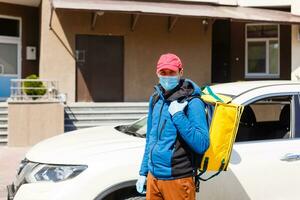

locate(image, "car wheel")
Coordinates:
123 196 146 200
103 187 146 200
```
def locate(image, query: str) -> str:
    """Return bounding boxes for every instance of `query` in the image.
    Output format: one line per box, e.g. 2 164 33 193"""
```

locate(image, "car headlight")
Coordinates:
27 164 88 183
17 159 29 175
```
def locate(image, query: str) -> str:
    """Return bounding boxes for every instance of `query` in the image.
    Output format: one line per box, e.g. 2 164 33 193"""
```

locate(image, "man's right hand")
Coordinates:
136 175 147 194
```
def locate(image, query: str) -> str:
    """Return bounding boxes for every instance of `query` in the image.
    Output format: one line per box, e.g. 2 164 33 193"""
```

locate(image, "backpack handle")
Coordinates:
203 86 224 103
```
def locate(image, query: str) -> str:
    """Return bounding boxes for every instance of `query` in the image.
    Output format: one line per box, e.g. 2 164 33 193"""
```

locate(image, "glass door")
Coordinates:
0 17 21 101
0 40 20 100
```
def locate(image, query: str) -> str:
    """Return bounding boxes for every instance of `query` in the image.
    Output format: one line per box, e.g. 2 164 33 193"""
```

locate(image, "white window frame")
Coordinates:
0 15 22 78
245 23 280 79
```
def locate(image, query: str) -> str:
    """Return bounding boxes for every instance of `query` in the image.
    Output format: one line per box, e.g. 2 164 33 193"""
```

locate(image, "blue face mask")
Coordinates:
159 75 180 91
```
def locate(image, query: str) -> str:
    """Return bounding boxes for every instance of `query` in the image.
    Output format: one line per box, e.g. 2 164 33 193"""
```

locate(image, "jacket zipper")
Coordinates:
150 101 164 175
159 119 167 140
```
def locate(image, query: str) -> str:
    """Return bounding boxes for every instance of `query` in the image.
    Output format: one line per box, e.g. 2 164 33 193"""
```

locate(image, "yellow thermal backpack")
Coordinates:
195 86 244 185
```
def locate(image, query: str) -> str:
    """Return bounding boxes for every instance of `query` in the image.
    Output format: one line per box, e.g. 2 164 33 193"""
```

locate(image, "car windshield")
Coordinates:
114 116 147 138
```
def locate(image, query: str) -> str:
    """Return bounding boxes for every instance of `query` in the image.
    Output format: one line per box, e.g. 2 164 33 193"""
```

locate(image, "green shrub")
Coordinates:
23 74 46 100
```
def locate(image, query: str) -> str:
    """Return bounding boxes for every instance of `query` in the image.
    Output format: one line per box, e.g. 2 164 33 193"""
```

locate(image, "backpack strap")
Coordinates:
184 94 199 102
150 92 196 112
150 92 160 111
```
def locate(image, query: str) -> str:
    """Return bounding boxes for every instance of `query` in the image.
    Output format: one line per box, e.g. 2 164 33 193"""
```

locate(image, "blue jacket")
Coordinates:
139 79 210 180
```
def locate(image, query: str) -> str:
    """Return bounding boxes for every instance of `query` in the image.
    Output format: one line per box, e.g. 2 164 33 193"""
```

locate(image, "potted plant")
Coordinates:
23 74 46 100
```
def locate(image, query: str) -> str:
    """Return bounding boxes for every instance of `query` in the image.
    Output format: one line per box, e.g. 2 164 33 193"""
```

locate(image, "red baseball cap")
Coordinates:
156 53 182 73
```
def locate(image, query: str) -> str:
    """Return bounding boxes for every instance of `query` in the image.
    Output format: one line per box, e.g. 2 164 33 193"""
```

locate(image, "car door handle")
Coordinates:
280 153 300 162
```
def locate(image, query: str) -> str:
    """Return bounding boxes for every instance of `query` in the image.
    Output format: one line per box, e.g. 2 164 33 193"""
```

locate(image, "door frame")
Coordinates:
0 15 22 79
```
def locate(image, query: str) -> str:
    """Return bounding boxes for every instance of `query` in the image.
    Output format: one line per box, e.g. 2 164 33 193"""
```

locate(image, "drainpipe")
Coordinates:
49 2 55 30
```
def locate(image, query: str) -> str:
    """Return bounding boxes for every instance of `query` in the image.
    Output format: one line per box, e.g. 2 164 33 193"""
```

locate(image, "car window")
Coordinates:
119 94 299 141
236 95 292 142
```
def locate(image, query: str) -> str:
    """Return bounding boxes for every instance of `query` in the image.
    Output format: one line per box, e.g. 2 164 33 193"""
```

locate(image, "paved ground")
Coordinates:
0 146 29 200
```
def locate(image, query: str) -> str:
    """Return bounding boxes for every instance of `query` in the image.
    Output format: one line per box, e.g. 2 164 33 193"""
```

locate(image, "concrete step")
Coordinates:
65 122 121 128
0 111 8 118
65 107 148 112
0 107 7 112
65 117 139 126
0 102 8 110
65 115 141 121
0 131 8 145
65 112 146 120
0 102 8 146
0 138 8 145
64 122 122 132
0 131 8 136
65 109 148 114
0 140 7 145
64 102 148 132
0 117 8 125
66 102 148 106
65 103 148 112
0 124 8 132
0 102 8 109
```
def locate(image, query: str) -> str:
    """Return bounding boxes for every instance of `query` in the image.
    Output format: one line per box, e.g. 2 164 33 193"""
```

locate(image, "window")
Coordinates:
0 18 19 37
0 16 21 100
0 43 18 74
236 96 291 142
245 24 280 78
0 17 20 76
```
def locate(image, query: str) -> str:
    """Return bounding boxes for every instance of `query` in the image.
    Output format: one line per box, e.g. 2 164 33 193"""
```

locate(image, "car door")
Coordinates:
198 93 300 200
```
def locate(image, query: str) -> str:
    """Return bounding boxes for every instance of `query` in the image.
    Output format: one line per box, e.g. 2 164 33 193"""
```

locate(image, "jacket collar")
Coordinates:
154 78 199 102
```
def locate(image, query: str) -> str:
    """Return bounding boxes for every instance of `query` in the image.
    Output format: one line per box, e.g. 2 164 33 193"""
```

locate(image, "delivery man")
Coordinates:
136 53 210 200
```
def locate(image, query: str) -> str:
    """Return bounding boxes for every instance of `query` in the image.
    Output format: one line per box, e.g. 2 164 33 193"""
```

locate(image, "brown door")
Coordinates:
212 20 231 83
76 35 124 102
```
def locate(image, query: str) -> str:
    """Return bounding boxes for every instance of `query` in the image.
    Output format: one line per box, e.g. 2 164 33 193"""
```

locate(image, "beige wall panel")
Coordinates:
125 16 212 101
40 0 76 101
40 0 212 102
291 25 300 81
8 103 64 147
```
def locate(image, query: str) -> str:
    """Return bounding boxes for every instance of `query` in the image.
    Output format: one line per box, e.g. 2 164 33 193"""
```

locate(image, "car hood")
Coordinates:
25 126 145 165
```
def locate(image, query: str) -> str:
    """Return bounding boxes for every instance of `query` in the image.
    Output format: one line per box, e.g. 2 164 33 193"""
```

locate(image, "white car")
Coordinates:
7 81 300 200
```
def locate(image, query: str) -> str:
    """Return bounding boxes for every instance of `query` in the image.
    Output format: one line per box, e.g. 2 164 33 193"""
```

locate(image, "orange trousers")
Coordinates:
146 173 196 200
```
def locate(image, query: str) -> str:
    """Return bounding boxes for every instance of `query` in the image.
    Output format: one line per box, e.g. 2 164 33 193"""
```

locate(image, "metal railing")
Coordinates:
9 79 63 102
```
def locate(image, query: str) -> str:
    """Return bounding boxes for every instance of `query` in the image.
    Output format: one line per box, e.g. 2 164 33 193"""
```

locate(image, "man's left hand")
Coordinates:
168 100 188 116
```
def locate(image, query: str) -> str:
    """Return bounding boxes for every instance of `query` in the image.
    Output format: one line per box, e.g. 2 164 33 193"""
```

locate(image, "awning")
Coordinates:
50 0 300 24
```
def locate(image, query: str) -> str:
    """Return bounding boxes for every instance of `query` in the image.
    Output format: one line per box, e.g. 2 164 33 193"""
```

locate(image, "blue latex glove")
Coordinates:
168 100 188 116
136 175 146 194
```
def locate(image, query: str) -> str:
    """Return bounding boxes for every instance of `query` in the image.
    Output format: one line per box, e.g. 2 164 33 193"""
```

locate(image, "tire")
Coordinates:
103 187 146 200
123 196 146 200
